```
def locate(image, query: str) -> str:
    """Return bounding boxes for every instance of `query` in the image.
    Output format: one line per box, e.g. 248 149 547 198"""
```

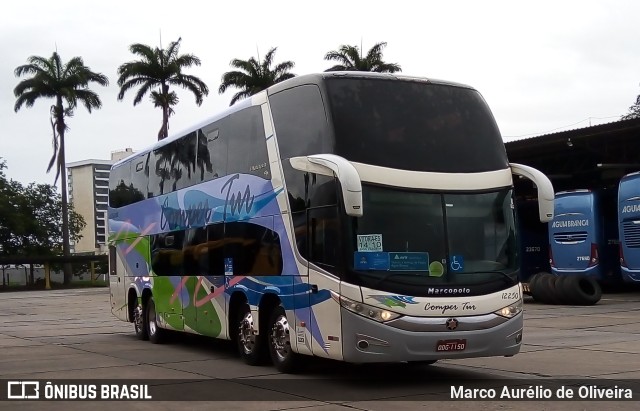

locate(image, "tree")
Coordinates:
324 42 401 73
0 159 85 285
13 52 108 284
219 47 295 106
117 38 209 140
621 94 640 120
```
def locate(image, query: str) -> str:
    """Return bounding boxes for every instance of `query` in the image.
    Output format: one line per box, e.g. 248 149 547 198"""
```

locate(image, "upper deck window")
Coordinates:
325 78 508 173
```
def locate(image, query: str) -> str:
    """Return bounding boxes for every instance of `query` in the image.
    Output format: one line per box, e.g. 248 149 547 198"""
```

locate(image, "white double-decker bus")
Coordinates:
108 72 554 372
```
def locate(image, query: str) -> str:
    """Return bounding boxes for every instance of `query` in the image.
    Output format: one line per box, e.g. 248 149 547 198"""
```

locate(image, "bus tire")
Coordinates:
553 275 574 305
565 276 602 305
268 305 299 373
134 303 148 341
529 272 549 303
237 304 265 366
147 297 165 344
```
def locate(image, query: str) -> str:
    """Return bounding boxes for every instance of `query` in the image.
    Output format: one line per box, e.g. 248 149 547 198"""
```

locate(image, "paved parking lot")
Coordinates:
1 288 639 410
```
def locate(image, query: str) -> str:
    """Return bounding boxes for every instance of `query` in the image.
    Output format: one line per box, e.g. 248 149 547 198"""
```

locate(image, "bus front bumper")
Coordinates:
621 267 640 283
340 307 522 363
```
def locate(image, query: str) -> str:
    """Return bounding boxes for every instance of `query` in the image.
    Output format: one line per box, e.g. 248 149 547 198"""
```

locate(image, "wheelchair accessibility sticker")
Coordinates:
450 255 464 272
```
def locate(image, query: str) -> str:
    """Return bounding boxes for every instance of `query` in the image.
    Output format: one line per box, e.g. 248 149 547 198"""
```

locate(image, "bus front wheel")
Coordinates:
237 304 265 365
268 305 299 373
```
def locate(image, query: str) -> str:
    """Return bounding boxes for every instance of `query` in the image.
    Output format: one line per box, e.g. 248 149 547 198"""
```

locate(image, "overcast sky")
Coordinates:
2 0 639 186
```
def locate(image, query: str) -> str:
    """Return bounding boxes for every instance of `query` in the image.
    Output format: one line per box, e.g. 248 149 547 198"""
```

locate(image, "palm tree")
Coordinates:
219 47 295 106
324 42 401 73
117 38 209 140
13 52 109 284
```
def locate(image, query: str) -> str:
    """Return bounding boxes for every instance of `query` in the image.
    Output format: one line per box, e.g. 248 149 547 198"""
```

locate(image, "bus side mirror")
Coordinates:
509 163 555 223
290 154 363 217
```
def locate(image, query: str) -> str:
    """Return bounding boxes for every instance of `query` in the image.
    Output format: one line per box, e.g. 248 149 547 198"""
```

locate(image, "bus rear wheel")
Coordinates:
133 303 148 341
268 305 299 373
237 304 265 365
147 297 165 344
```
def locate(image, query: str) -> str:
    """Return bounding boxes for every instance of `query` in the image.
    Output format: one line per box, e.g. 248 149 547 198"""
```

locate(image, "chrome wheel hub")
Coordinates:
134 305 143 332
239 312 257 354
271 315 291 361
148 307 157 336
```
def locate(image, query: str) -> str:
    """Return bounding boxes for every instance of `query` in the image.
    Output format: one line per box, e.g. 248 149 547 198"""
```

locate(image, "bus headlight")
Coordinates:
494 300 523 319
338 295 402 323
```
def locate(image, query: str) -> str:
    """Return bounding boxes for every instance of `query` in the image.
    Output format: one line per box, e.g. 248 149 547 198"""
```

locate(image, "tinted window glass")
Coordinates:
196 126 225 183
109 162 144 208
326 78 508 172
227 107 270 178
308 206 339 273
149 133 197 196
206 223 225 276
291 211 307 258
183 228 208 276
224 220 282 276
282 163 338 213
270 85 332 159
151 231 185 276
130 154 149 200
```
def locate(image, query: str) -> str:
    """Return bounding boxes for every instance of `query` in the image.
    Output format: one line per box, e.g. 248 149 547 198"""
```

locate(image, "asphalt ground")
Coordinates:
1 288 639 410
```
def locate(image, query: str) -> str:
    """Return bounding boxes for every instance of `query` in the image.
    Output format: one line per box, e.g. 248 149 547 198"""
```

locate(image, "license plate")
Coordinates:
436 339 467 352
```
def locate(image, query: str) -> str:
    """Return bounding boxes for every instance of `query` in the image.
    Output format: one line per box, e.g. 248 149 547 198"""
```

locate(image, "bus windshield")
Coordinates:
347 185 518 295
325 78 508 173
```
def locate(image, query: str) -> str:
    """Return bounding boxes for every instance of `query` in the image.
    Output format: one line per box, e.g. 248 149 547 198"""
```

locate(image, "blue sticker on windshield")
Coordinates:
354 252 390 270
449 255 464 272
388 252 429 271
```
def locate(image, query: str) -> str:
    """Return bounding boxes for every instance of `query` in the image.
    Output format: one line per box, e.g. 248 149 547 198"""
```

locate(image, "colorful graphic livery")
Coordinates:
109 72 554 372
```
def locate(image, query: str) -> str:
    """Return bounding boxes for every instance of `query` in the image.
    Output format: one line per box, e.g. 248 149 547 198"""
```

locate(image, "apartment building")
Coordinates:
66 148 134 253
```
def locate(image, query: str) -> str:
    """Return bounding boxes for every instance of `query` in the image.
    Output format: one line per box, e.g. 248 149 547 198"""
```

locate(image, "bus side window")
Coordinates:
308 206 339 274
224 220 282 276
183 228 208 276
151 231 185 276
206 223 225 276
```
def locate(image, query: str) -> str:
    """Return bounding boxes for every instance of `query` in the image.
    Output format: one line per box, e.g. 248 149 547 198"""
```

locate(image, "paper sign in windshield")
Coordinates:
357 234 383 252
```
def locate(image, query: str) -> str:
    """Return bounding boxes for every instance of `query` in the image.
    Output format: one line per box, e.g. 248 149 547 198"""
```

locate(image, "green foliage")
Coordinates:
0 158 86 257
324 42 401 73
219 47 295 106
13 52 109 185
117 38 209 140
621 94 640 120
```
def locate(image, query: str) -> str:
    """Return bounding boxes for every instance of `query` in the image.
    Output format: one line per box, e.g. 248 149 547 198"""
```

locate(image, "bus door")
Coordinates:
150 231 185 331
108 243 127 321
186 226 223 338
306 206 343 360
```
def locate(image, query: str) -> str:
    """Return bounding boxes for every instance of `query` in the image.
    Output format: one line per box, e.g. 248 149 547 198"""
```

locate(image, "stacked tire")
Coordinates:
527 272 602 305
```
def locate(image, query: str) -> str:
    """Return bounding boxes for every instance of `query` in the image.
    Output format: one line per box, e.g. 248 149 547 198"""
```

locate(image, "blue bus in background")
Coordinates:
618 172 640 283
549 189 620 283
516 198 550 282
